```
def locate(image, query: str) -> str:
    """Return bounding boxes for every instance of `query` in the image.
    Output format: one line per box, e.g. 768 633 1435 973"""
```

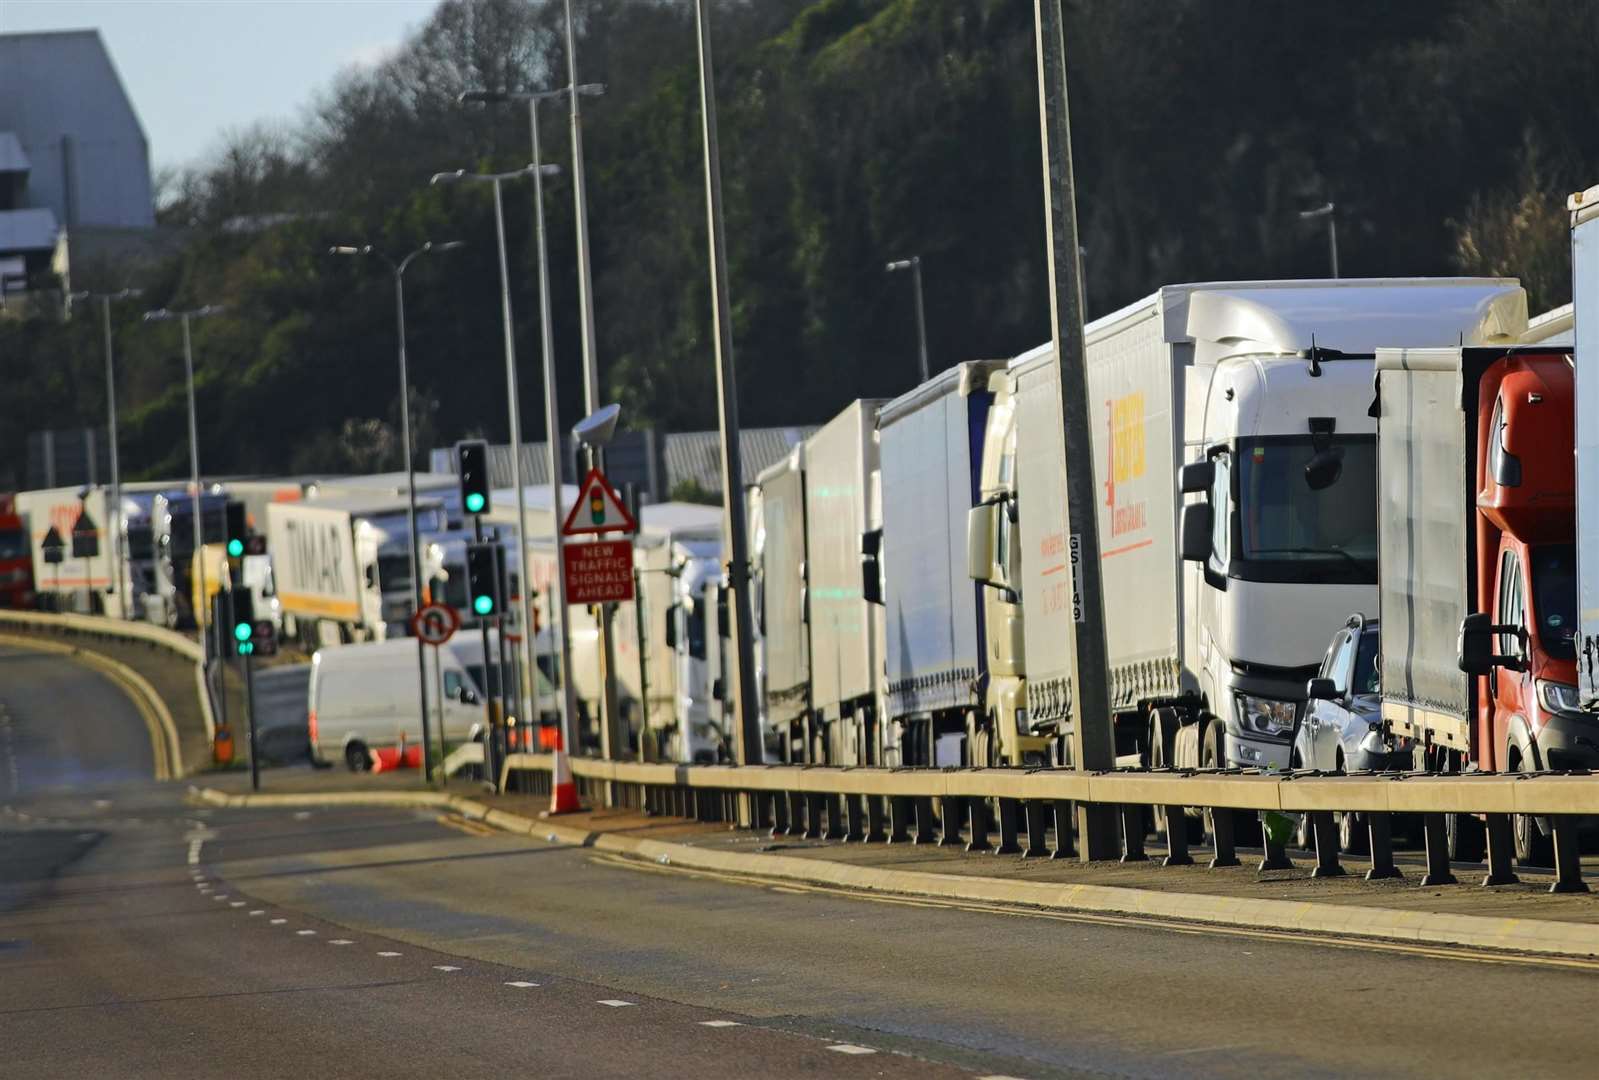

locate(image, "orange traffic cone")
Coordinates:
548 748 582 814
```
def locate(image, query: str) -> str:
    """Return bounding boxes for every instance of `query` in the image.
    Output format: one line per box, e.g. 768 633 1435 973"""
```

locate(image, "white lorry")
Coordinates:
15 485 131 616
267 494 445 645
990 279 1526 779
751 447 808 761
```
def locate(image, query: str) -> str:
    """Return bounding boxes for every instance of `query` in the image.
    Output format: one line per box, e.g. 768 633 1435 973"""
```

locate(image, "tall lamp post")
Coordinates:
329 240 463 785
72 286 142 617
884 256 929 384
143 305 225 658
431 164 556 743
691 0 762 767
1299 202 1340 278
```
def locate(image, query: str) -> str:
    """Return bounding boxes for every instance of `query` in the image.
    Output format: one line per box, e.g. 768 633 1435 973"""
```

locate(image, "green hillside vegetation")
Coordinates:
2 0 1592 483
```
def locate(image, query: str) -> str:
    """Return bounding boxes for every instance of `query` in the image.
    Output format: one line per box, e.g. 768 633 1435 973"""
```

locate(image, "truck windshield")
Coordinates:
0 528 26 560
126 523 154 560
1531 543 1578 661
1234 435 1377 584
688 596 707 660
377 554 413 594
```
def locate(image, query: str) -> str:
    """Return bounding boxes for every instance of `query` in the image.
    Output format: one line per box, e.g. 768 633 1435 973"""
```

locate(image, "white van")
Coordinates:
308 629 556 770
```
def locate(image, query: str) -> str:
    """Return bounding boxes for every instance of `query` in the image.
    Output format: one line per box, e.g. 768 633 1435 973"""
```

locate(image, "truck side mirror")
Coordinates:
860 528 883 606
1458 611 1528 675
1180 503 1212 563
966 504 996 583
1305 677 1339 702
665 604 678 650
1180 461 1214 495
712 677 725 702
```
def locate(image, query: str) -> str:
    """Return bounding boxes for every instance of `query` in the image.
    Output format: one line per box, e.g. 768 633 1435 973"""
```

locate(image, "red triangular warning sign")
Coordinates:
562 468 639 536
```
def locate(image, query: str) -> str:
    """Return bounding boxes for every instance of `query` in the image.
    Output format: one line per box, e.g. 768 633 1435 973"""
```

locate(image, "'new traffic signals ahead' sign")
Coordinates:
561 468 637 537
563 539 635 604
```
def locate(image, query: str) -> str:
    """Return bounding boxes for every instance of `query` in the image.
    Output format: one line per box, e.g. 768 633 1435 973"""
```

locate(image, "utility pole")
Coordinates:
1299 202 1340 278
885 256 929 384
1033 0 1119 860
693 0 761 767
562 0 624 763
73 288 141 617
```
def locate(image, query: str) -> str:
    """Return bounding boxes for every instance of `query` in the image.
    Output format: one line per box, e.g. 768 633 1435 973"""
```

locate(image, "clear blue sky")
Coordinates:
1 0 439 171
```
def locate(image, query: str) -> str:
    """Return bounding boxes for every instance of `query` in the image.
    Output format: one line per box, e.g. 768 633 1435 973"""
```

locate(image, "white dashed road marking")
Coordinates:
229 901 245 908
505 981 538 988
827 1045 876 1055
376 951 402 957
296 930 316 937
698 1020 741 1028
270 919 287 925
597 1000 634 1008
249 910 265 916
434 966 461 973
329 940 355 946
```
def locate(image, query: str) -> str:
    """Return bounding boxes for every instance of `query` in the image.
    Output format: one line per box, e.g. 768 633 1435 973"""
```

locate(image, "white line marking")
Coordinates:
505 981 539 988
329 940 354 946
376 951 402 957
826 1045 876 1055
434 966 461 972
212 896 228 902
698 1020 741 1028
293 811 312 820
270 918 287 925
249 910 265 916
296 930 316 936
978 1075 1033 1080
229 901 245 908
597 1000 634 1007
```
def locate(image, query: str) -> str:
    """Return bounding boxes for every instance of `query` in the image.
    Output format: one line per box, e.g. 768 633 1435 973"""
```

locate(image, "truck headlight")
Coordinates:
1536 680 1584 717
1014 707 1029 735
1234 692 1295 738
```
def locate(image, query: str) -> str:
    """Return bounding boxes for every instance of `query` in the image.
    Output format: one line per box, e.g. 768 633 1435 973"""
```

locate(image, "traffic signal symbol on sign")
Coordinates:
561 468 638 536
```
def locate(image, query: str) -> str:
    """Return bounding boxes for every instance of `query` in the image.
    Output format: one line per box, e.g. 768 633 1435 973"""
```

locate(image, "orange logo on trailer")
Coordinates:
1105 393 1148 539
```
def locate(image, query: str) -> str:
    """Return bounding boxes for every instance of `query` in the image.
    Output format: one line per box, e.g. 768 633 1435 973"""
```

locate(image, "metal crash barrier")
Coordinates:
503 753 1599 894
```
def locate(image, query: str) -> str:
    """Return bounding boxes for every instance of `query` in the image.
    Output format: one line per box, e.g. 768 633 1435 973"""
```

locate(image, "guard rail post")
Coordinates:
1119 806 1146 862
1309 812 1346 878
1161 806 1192 867
1051 802 1075 859
865 795 887 842
784 791 804 836
803 794 824 839
939 797 966 848
1481 814 1519 887
844 794 866 841
914 797 937 843
1420 813 1457 886
1550 817 1589 894
995 799 1022 856
1259 816 1293 873
1366 813 1402 880
889 796 912 842
1208 809 1239 868
1023 802 1050 858
824 794 846 840
967 798 992 853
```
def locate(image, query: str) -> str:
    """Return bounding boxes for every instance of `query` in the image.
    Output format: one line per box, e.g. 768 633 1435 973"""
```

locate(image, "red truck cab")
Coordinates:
0 496 36 609
1471 352 1595 775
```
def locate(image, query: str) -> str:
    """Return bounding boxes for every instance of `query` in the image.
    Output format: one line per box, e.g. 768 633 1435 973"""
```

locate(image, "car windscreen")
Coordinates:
1234 435 1377 585
1531 543 1577 661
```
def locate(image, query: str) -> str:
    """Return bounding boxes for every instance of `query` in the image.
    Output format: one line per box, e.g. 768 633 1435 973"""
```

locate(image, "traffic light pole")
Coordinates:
473 514 500 791
244 645 259 792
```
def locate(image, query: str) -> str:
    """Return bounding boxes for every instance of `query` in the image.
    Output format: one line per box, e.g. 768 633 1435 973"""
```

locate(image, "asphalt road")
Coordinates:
5 642 1599 1078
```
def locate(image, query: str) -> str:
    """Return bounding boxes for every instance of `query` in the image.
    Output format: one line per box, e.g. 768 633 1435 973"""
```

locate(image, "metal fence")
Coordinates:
503 753 1599 894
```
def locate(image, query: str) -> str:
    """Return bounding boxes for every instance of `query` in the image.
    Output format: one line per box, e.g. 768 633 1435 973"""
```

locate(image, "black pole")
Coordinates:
474 514 499 789
245 646 259 792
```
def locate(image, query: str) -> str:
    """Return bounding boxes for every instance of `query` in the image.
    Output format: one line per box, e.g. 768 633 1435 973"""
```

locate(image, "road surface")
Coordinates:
3 642 1598 1078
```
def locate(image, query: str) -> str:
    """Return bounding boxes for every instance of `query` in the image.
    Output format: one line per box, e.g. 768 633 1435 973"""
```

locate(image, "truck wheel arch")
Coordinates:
1506 715 1542 773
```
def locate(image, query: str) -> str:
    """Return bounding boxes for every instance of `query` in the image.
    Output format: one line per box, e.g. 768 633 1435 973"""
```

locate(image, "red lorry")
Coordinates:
1376 344 1592 866
0 495 36 609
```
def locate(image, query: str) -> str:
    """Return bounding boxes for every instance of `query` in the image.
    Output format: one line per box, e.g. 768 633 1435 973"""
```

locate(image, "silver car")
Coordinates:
1295 615 1414 851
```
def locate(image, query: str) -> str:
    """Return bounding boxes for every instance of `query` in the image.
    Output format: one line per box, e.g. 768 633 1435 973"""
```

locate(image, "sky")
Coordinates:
1 0 439 172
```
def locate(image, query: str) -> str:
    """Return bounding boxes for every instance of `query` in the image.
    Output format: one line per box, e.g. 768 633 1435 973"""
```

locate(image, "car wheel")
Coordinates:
344 742 371 773
1295 812 1313 851
1446 811 1486 863
1338 810 1369 855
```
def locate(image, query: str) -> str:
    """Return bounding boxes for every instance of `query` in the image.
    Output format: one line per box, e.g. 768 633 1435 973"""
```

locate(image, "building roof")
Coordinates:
0 132 29 174
0 207 59 252
662 427 816 494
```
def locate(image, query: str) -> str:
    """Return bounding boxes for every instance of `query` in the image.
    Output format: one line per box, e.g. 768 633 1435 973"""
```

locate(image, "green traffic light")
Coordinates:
227 538 244 557
234 622 252 642
465 492 485 513
238 642 254 656
473 594 493 615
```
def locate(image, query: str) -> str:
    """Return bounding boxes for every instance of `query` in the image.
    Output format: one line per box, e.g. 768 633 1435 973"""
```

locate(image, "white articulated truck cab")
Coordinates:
1067 278 1526 775
666 539 728 763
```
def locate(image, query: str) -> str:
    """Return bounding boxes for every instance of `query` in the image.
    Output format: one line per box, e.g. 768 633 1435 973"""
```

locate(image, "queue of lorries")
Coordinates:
11 188 1599 869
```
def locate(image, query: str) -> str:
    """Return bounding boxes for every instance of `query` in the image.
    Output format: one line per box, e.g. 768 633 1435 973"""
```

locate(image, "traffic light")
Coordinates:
466 542 499 617
230 590 256 656
458 440 491 516
225 502 247 558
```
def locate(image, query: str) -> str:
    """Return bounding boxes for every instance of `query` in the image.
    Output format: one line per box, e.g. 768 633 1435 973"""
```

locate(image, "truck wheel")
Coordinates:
1338 811 1368 855
1445 812 1485 863
344 742 371 772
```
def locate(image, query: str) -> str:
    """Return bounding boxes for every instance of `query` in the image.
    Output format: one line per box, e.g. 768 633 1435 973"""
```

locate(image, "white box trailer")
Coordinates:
267 494 440 644
15 485 129 616
1570 186 1599 704
752 447 808 757
1069 279 1525 774
802 399 884 764
877 361 1005 766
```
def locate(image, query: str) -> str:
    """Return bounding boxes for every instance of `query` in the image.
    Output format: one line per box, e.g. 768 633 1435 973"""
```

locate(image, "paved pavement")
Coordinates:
7 641 1599 1078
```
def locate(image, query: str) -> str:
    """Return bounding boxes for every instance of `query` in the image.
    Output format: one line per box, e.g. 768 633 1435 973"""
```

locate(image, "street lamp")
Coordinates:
885 256 930 384
71 286 141 618
1299 202 1340 278
431 163 557 746
328 239 463 785
142 304 225 657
